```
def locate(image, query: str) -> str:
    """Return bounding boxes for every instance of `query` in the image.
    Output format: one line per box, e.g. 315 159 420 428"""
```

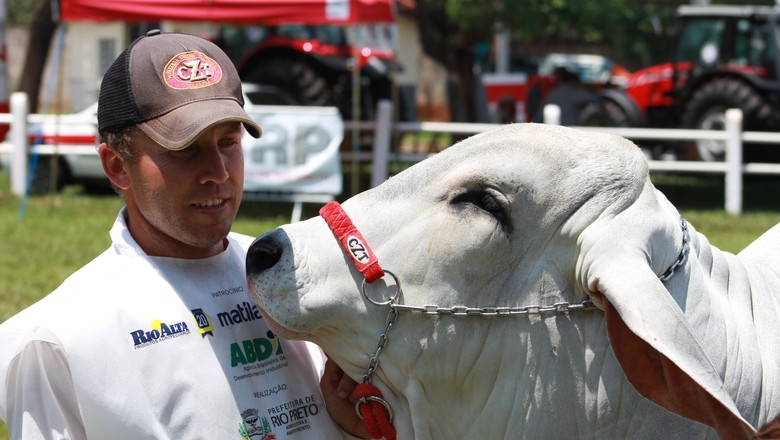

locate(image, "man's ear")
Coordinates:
98 143 130 190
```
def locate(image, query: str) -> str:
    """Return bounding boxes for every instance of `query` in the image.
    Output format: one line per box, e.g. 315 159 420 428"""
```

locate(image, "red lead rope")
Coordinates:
320 201 397 440
355 383 397 440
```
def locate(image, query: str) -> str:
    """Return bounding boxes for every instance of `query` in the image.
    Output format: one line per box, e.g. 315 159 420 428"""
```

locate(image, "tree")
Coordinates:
15 0 57 113
415 0 499 122
499 1 680 69
413 0 685 122
7 0 41 26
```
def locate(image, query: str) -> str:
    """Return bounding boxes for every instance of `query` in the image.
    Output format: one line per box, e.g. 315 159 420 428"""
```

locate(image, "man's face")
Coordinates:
121 121 245 258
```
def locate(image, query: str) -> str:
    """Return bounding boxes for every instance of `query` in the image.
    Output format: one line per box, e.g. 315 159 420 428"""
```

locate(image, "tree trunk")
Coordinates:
18 0 57 113
415 0 479 123
448 49 478 123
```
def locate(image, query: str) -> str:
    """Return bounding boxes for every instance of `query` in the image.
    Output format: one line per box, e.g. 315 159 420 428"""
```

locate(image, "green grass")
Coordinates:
1 171 780 438
652 174 780 251
0 187 123 321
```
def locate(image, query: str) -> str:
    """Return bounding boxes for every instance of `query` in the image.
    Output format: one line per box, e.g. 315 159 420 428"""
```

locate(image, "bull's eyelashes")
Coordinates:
450 187 513 234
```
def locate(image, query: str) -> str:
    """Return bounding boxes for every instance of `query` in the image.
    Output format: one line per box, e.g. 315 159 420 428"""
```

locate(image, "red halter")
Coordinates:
320 201 385 283
320 201 397 440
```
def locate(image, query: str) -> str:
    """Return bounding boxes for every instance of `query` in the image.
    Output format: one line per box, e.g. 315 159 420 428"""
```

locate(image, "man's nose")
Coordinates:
198 146 231 184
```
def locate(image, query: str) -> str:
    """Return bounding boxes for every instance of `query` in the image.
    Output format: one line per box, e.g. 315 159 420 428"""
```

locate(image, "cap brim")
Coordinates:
137 99 262 151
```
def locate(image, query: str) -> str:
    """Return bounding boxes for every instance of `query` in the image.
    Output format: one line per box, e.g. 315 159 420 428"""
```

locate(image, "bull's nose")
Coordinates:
246 232 283 274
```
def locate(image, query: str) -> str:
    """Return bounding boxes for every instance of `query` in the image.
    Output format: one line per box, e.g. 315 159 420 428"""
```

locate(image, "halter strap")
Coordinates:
320 201 385 283
320 201 396 440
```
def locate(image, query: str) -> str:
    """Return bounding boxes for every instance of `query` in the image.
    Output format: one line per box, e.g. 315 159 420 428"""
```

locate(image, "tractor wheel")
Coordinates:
241 56 336 109
602 99 632 127
578 100 633 127
596 89 645 128
682 77 772 161
578 102 606 127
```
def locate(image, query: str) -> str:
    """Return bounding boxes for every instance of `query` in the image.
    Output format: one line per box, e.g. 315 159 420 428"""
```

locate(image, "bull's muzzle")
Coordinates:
246 231 284 275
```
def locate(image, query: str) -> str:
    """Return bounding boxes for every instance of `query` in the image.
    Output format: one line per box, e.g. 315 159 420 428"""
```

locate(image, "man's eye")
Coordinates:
168 148 194 158
220 139 241 150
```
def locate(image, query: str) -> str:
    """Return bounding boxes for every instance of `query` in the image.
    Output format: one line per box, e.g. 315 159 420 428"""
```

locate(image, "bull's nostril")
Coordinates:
246 233 284 274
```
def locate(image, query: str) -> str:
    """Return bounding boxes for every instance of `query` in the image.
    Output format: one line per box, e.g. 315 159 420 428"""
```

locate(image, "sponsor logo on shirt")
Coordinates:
217 301 264 328
188 300 262 340
191 308 215 338
129 320 190 349
238 408 276 439
239 397 322 439
231 331 284 368
268 396 321 436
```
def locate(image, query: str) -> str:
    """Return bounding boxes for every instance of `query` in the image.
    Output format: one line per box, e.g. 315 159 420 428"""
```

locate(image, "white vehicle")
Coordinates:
0 101 102 193
0 84 343 196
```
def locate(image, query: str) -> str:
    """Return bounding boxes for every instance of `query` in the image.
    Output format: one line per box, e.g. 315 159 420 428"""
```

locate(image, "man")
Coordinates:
0 30 365 439
535 67 600 126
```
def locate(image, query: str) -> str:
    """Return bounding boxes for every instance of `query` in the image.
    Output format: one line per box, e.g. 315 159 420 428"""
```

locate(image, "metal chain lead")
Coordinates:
362 305 399 385
659 217 690 282
355 217 690 428
359 219 689 321
392 299 597 316
378 218 690 317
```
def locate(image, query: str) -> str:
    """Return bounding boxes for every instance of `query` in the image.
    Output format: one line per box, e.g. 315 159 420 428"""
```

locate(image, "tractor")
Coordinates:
214 24 398 122
621 4 780 161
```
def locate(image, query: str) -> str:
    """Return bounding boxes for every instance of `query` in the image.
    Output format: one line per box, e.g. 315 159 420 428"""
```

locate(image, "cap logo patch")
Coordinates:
163 51 223 89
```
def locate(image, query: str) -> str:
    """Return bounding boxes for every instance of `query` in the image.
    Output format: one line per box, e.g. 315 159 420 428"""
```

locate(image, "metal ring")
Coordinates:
361 270 401 306
354 396 395 422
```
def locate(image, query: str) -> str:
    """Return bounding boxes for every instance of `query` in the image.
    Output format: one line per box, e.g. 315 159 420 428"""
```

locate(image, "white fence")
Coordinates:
4 93 780 215
359 100 780 216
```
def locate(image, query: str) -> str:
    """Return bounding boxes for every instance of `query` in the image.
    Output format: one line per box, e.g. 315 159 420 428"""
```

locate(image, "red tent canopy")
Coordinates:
58 0 395 25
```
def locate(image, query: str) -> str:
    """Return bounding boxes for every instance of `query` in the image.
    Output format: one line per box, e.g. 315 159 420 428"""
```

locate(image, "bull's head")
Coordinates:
247 123 775 439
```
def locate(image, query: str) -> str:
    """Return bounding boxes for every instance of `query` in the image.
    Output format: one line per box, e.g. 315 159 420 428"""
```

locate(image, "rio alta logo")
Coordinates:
130 320 190 349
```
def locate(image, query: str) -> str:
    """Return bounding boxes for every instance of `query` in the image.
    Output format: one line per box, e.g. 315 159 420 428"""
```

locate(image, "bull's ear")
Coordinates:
576 191 755 438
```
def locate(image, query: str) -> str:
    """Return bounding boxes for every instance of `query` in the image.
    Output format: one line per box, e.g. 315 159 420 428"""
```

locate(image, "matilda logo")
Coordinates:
163 50 223 90
191 308 215 338
347 235 369 262
238 408 276 439
130 320 190 349
217 301 263 328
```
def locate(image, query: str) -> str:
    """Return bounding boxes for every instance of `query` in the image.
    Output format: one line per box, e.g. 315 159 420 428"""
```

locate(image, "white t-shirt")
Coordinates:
0 210 345 440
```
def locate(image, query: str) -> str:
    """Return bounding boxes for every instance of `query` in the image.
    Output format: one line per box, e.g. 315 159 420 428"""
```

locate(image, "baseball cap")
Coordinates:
97 29 261 150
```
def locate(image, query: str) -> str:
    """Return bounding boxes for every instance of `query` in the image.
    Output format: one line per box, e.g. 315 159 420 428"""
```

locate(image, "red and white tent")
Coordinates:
58 0 395 24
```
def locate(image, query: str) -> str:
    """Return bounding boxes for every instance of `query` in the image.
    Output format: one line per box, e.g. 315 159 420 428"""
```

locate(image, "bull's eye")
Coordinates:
451 188 513 234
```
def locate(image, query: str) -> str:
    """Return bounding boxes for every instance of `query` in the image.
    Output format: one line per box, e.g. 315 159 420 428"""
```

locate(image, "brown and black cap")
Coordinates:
97 29 261 150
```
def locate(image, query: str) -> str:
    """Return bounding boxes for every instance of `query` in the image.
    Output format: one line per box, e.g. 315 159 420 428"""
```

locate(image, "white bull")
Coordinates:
246 123 780 439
